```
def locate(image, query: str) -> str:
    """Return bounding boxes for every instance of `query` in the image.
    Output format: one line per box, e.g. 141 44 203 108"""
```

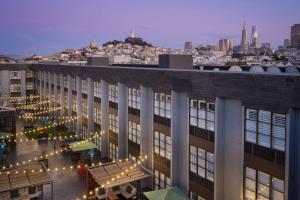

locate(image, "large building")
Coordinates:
291 24 300 49
0 55 300 200
218 39 234 54
240 21 249 53
184 42 193 50
250 25 259 48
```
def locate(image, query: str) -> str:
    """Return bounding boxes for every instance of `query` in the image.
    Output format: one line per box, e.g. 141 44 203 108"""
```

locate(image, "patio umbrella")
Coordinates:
144 187 189 200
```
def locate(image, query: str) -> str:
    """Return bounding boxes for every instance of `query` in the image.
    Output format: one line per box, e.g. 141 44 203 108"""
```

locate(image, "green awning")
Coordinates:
70 140 96 152
0 132 12 140
144 187 189 200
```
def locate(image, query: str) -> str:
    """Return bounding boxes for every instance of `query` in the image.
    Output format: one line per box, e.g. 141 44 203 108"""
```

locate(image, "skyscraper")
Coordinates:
250 25 259 48
184 41 193 50
218 39 234 54
240 21 248 53
291 24 300 48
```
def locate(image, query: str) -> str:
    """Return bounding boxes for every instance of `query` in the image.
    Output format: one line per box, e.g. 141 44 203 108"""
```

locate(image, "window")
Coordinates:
64 76 67 88
95 134 101 151
94 105 101 124
190 99 215 131
190 192 206 200
109 84 118 103
94 82 101 98
72 97 77 112
128 121 141 144
82 80 87 94
154 170 170 190
26 83 33 90
244 167 284 200
82 126 88 139
49 74 54 84
154 93 171 118
82 98 87 118
10 84 21 92
154 131 171 160
109 143 118 161
190 145 215 182
128 88 140 109
245 109 286 151
64 93 68 109
10 71 21 79
56 75 60 86
109 114 119 134
72 77 76 91
26 70 33 78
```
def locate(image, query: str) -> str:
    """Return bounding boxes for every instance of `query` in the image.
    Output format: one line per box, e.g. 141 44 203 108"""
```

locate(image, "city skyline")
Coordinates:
0 0 300 56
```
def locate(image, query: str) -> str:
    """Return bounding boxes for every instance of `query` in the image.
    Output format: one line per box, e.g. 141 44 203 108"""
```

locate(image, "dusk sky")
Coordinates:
1 0 299 56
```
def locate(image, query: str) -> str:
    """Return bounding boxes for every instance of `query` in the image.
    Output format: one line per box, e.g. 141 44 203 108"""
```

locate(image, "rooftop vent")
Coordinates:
266 66 281 73
158 54 193 69
250 66 264 73
229 66 242 72
87 56 110 66
286 66 299 74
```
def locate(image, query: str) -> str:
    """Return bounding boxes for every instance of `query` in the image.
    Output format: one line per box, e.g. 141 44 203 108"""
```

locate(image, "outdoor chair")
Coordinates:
95 187 106 200
120 183 136 199
28 185 42 199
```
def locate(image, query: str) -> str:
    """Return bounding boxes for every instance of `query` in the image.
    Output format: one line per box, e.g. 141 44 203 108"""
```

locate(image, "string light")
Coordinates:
16 117 77 136
11 131 102 144
18 107 62 119
0 95 40 100
13 99 49 106
0 155 148 182
15 100 50 109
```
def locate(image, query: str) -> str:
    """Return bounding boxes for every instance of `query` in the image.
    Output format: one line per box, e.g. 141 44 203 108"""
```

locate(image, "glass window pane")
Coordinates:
245 189 256 200
272 177 284 192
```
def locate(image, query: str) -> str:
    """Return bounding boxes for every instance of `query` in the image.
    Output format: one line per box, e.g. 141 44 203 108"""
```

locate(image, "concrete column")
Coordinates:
118 82 128 159
87 78 94 135
170 90 189 194
59 74 64 116
39 71 42 99
140 86 154 188
76 76 82 136
214 97 244 200
48 72 52 107
0 70 10 96
20 70 26 97
43 71 46 101
286 108 300 200
53 73 57 109
100 80 109 159
67 75 72 132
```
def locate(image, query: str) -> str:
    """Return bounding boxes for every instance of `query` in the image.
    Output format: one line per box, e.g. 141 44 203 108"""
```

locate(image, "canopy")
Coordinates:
70 140 96 152
0 163 52 193
144 187 189 200
0 132 12 140
88 160 153 189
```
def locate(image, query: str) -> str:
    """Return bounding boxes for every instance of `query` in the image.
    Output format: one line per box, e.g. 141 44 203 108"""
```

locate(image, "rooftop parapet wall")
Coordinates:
31 63 300 113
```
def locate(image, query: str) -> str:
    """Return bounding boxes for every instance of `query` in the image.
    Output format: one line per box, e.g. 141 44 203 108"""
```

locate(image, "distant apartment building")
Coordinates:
291 24 300 49
1 55 300 200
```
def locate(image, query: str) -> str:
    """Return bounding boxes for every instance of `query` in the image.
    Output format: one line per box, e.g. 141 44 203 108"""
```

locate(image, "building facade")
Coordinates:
0 57 300 200
291 24 300 49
